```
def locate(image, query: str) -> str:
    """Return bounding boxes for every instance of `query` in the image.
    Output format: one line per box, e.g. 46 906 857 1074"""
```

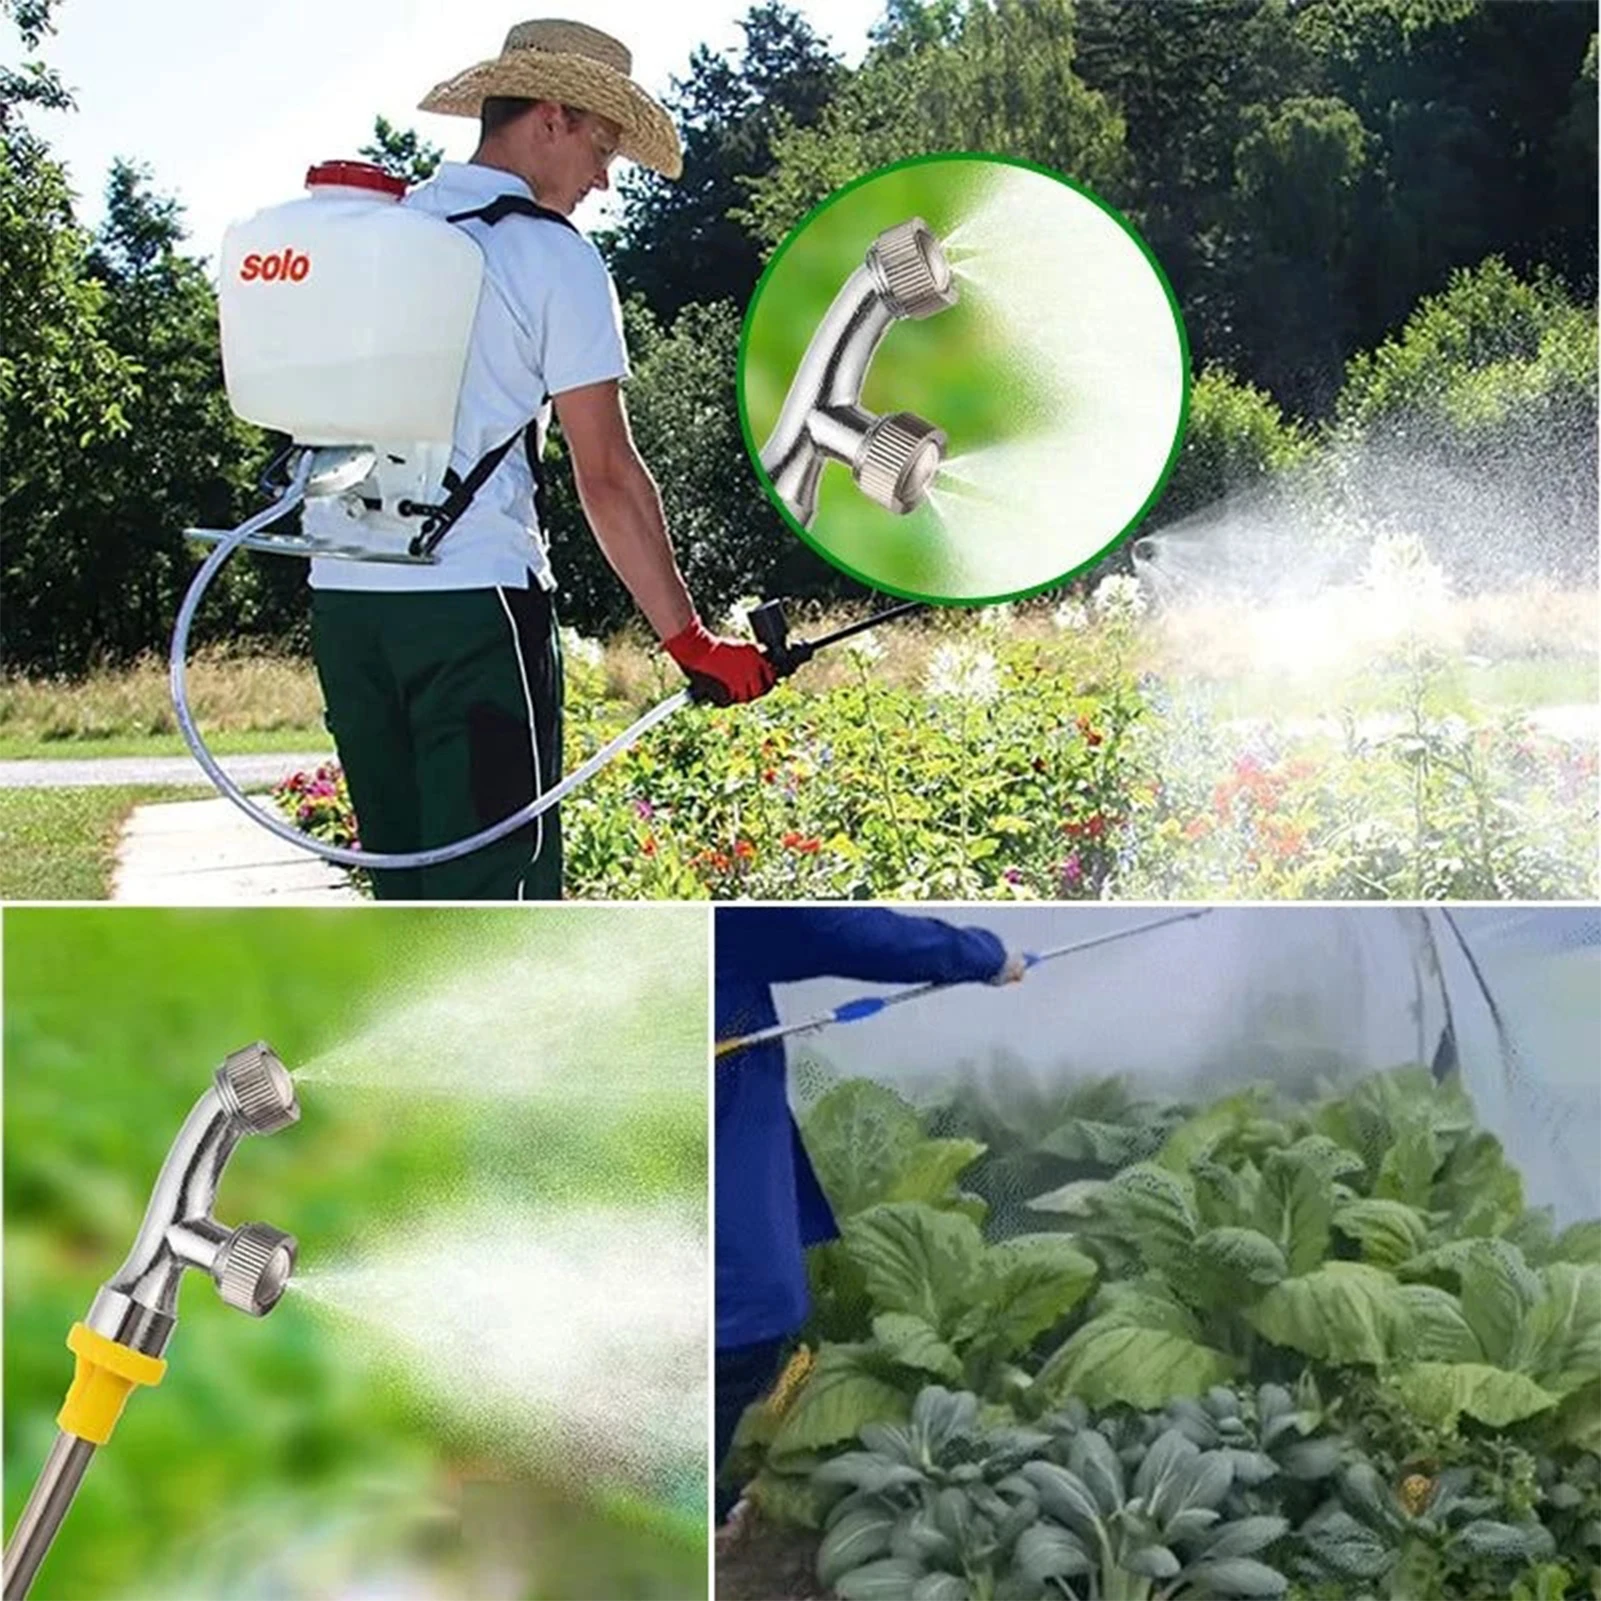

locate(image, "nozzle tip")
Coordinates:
216 1042 299 1135
855 412 947 515
868 218 958 319
216 1222 297 1315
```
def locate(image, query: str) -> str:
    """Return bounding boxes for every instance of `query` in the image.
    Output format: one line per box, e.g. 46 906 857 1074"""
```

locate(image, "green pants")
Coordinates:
310 581 564 901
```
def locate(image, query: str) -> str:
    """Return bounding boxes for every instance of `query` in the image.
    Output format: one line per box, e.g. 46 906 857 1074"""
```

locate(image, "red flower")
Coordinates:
641 834 657 857
734 838 755 860
782 831 822 855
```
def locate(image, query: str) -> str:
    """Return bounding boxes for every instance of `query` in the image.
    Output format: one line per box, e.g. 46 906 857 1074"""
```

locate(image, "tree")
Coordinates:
1334 257 1598 585
739 0 1127 250
1 0 71 119
359 115 442 185
601 2 843 319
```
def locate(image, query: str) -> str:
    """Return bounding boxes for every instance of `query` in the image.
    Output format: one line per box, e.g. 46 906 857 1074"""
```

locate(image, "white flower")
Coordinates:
843 631 886 667
1053 599 1090 632
975 603 1013 635
1091 574 1149 623
924 642 1000 703
559 627 605 670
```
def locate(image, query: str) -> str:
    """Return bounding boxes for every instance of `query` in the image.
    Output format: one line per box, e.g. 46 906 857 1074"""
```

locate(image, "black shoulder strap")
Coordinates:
406 196 576 558
445 194 580 233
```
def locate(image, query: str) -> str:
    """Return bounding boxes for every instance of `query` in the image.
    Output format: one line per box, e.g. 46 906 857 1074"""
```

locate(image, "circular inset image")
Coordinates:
739 154 1190 603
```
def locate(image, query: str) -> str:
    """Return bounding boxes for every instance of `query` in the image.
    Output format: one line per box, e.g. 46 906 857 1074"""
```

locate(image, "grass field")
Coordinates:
0 786 208 899
3 908 709 1599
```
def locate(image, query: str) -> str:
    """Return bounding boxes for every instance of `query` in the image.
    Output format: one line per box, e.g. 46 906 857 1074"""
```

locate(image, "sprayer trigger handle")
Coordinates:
685 672 733 708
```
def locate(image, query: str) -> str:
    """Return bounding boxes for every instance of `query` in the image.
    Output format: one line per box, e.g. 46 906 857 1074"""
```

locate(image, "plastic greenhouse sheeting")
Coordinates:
781 906 1600 1227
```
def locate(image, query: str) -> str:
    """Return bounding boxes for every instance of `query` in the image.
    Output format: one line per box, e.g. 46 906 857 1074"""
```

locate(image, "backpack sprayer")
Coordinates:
761 216 959 528
2 1045 300 1601
714 909 1214 1059
173 160 928 872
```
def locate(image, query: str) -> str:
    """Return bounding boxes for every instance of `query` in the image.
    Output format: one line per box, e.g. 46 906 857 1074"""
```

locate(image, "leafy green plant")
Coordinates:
813 1385 1300 1601
1297 1460 1556 1599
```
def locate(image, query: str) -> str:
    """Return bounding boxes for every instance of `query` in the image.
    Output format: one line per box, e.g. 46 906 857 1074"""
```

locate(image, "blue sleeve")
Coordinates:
717 908 1006 988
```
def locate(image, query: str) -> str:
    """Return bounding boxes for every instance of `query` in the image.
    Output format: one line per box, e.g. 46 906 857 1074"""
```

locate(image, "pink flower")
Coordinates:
1060 854 1084 889
634 798 656 820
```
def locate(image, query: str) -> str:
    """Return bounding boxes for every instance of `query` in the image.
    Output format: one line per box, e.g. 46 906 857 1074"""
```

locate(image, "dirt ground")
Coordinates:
714 1503 827 1601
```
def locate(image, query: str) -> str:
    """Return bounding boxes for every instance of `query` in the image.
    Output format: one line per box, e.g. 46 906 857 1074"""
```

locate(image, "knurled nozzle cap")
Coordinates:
216 1042 299 1134
854 412 947 515
868 218 958 319
216 1222 297 1315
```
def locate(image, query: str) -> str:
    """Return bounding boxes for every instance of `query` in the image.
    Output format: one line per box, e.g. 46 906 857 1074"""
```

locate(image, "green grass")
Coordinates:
3 909 709 1599
0 785 207 899
0 727 330 761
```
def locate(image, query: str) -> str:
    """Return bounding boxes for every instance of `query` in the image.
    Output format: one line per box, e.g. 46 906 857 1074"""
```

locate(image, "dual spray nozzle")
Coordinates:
760 217 958 527
83 1042 300 1365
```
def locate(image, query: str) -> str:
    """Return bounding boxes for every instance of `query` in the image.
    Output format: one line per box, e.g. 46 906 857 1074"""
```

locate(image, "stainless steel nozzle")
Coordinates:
85 1042 302 1357
867 218 957 319
856 412 948 515
216 1222 298 1315
760 216 959 527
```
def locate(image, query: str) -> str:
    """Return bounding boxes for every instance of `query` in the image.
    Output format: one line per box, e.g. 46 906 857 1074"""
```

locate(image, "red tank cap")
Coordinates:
304 160 406 197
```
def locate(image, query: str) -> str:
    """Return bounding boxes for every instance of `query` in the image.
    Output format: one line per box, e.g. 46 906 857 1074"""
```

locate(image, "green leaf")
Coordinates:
973 1235 1099 1355
1018 1462 1103 1538
1038 1318 1237 1411
1546 1378 1601 1453
884 1138 988 1207
1105 1163 1199 1276
1203 1516 1290 1559
1391 1283 1483 1363
772 1343 910 1455
1550 1220 1601 1264
1434 1129 1526 1238
843 1203 986 1331
910 1575 968 1601
1458 1238 1542 1366
1375 1116 1440 1207
1182 1557 1289 1597
836 1557 926 1601
818 1507 898 1590
1040 1116 1167 1169
871 1314 964 1383
1255 1144 1338 1277
804 1080 926 1218
1393 1361 1562 1429
1014 1521 1093 1583
1191 1226 1289 1301
1300 1505 1393 1579
1025 1177 1107 1216
1156 1089 1271 1175
1333 1198 1432 1268
911 1385 980 1451
1068 1427 1125 1516
1521 1263 1601 1395
1246 1262 1406 1366
1124 1543 1182 1578
1450 1520 1557 1562
748 1466 831 1529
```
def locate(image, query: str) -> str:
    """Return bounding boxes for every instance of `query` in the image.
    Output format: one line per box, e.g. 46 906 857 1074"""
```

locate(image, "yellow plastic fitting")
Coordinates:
56 1323 167 1446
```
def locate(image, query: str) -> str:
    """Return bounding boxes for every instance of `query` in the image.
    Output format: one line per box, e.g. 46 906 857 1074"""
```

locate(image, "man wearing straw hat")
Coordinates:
307 20 775 900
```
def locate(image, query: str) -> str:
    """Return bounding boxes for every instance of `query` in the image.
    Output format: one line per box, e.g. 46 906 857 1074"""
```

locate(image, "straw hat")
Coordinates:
419 20 682 179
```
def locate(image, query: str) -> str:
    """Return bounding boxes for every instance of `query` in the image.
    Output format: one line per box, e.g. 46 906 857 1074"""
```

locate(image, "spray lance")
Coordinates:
172 160 930 872
2 1046 301 1601
714 909 1214 1059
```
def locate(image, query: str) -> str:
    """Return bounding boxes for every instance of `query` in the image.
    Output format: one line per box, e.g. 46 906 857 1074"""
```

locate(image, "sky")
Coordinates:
14 0 876 261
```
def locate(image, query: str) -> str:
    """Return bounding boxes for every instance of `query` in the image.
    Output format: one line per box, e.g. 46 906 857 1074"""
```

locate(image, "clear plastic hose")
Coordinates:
169 459 691 871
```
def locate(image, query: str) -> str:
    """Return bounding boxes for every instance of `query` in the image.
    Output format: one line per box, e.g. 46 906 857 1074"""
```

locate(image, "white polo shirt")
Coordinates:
307 162 629 593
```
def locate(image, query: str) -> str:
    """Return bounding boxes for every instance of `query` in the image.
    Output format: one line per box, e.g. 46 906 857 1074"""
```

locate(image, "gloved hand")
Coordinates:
990 949 1029 986
664 618 777 706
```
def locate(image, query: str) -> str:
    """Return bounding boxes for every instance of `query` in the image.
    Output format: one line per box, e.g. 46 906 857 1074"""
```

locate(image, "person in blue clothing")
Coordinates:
713 907 1025 1524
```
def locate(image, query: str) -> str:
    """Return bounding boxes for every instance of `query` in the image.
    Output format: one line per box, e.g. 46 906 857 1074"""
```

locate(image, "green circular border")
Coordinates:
735 150 1193 606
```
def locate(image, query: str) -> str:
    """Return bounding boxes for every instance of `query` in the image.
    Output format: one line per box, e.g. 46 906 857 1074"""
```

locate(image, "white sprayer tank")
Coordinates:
219 160 482 455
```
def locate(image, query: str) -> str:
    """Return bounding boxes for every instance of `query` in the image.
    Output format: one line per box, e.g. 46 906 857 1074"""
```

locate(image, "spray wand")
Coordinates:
714 909 1213 1060
2 1046 301 1601
171 474 924 872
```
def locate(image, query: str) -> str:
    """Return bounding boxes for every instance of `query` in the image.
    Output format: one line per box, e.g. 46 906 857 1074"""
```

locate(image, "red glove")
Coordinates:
663 618 777 705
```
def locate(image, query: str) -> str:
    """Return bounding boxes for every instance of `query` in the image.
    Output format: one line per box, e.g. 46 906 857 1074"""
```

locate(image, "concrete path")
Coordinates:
0 752 332 789
112 796 359 903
